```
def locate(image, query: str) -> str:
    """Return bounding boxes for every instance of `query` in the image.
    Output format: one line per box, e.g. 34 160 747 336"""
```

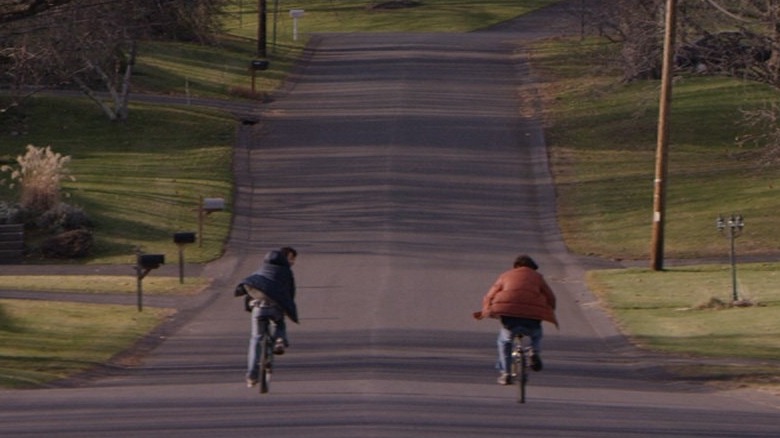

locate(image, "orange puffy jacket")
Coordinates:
479 266 558 326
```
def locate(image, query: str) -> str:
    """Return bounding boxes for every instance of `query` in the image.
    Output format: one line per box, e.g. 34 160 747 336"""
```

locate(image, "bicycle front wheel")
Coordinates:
517 352 527 403
259 336 272 393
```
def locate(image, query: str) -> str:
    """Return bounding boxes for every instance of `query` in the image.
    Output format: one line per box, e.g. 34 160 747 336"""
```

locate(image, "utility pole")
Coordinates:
257 0 267 58
650 0 678 271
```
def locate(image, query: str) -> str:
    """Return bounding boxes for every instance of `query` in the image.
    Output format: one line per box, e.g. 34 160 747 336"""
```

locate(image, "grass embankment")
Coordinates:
135 0 561 99
534 37 780 389
588 264 780 391
0 276 209 295
1 1 560 388
535 38 780 260
0 300 172 389
1 98 234 265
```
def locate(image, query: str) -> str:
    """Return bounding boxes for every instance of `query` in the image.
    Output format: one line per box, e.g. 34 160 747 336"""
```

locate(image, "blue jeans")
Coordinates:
497 317 542 374
246 305 286 379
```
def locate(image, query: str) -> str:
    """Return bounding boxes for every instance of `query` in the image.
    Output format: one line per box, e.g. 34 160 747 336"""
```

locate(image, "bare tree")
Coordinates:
1 0 230 121
586 0 666 82
702 0 780 86
28 0 145 121
0 37 51 113
0 0 78 24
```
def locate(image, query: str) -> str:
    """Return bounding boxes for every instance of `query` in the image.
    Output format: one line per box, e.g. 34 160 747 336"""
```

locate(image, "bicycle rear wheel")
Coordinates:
518 351 527 403
258 321 273 393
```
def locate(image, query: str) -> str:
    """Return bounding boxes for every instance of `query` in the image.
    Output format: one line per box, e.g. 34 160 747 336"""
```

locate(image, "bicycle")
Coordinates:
510 333 533 404
255 315 275 394
245 285 284 394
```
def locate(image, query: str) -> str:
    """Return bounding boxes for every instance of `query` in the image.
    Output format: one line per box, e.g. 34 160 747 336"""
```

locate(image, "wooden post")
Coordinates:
651 0 677 271
257 0 267 58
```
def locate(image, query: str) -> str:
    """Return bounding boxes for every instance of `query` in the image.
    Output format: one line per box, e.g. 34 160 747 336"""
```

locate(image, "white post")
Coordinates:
290 9 304 41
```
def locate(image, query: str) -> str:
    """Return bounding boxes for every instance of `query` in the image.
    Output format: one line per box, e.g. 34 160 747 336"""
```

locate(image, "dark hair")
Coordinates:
513 255 538 270
280 246 297 258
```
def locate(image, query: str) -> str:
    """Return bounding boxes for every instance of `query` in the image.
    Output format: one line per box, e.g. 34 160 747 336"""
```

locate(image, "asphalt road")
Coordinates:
2 2 779 437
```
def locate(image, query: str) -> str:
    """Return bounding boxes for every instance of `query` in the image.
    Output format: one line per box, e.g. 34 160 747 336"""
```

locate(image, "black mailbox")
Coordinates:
138 254 165 269
174 232 196 244
250 59 269 71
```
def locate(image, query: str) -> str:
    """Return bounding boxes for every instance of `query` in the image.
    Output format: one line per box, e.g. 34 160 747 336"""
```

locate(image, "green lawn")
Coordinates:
134 1 561 100
0 299 171 388
1 98 235 264
536 36 780 390
0 276 209 295
587 263 780 390
534 38 780 260
224 0 560 36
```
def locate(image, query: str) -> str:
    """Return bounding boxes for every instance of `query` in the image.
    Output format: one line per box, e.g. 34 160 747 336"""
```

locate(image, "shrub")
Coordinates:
0 145 75 214
35 203 93 234
0 202 23 225
39 229 94 259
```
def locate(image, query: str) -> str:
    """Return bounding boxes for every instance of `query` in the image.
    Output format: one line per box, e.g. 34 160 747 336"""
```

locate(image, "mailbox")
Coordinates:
251 60 269 71
174 232 196 244
203 197 225 213
138 254 165 269
289 9 304 18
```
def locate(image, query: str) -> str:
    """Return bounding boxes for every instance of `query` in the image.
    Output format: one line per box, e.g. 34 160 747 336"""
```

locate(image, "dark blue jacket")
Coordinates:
235 250 299 323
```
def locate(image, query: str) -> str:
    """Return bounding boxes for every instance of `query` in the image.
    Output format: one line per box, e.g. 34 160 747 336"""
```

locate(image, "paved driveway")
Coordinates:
1 2 778 437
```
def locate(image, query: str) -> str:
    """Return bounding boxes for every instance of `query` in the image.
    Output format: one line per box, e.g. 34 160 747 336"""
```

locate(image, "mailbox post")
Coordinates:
249 59 269 94
198 196 225 248
135 250 165 312
289 9 304 41
173 232 196 284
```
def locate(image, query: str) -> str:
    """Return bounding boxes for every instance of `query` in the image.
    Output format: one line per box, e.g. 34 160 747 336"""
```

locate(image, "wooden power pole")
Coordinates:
257 0 267 58
651 0 678 271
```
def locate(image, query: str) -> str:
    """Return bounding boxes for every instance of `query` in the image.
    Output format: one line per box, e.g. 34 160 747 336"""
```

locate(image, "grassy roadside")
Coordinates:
0 276 209 295
0 299 172 388
587 263 780 392
533 36 780 390
223 0 561 36
1 98 235 264
134 1 561 100
534 37 780 260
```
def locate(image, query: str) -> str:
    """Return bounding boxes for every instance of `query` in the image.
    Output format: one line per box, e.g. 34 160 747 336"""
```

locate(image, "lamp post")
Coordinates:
716 214 744 302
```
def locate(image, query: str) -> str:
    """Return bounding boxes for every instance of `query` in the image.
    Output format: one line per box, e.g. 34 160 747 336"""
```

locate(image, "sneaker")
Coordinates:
497 372 512 385
531 352 543 372
246 378 257 388
273 338 285 355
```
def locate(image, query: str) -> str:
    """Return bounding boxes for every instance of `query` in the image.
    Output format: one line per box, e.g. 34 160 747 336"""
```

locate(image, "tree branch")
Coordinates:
0 0 79 24
703 0 754 23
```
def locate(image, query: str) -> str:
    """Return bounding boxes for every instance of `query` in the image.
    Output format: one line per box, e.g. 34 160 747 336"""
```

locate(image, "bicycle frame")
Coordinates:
257 316 275 394
510 333 531 404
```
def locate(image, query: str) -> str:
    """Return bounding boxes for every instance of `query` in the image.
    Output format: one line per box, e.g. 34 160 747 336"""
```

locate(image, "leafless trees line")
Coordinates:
588 0 780 86
0 0 229 121
585 0 780 164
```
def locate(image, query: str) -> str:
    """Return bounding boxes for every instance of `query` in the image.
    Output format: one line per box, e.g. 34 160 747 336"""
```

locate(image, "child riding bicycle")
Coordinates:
235 247 299 388
473 254 558 385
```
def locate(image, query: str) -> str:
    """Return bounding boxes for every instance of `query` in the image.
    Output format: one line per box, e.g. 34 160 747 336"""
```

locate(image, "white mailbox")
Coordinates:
289 9 305 41
203 197 225 213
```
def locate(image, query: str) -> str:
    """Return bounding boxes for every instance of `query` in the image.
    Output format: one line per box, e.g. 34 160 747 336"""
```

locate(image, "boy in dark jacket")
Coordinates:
235 247 298 388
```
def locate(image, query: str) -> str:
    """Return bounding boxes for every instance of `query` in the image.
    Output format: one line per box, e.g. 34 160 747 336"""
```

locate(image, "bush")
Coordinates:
35 203 93 234
0 202 23 225
39 229 94 259
0 145 75 214
0 146 95 259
